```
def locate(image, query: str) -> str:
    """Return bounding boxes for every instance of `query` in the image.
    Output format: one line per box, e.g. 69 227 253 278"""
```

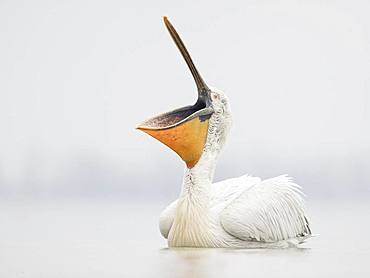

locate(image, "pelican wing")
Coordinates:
220 175 311 242
159 200 178 239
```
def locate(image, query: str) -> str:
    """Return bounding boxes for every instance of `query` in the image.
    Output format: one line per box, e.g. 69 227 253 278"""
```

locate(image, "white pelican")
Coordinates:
137 17 311 248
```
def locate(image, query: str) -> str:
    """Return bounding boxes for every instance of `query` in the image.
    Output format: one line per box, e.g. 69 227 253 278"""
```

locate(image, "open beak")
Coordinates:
136 16 213 168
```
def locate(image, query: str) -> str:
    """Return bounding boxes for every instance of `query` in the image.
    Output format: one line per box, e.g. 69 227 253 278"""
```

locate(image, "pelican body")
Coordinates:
137 17 311 248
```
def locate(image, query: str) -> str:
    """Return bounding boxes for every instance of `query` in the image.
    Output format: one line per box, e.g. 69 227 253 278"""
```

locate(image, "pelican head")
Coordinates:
137 17 231 168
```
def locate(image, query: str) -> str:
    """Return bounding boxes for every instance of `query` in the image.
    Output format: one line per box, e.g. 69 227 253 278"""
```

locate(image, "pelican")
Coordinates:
137 17 312 248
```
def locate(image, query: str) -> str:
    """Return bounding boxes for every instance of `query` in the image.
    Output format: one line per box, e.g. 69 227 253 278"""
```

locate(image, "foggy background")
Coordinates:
1 0 370 203
2 1 370 277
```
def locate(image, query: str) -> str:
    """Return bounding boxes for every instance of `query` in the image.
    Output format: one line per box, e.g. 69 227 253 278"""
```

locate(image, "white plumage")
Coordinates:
160 175 311 248
158 88 312 248
139 17 312 248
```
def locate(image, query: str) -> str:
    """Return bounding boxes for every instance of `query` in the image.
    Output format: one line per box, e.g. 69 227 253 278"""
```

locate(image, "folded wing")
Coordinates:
220 175 311 242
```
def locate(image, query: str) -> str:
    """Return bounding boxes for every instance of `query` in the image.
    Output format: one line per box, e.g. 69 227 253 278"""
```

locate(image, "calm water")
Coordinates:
0 200 369 277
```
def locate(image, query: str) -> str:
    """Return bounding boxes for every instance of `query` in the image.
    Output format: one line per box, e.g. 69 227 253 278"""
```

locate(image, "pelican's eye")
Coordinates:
211 92 219 101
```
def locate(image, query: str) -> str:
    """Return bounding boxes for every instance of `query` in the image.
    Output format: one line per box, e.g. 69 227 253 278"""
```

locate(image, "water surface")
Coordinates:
0 200 369 277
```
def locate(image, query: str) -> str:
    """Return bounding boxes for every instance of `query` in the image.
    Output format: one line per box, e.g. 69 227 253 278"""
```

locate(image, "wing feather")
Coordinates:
220 175 311 242
159 200 177 239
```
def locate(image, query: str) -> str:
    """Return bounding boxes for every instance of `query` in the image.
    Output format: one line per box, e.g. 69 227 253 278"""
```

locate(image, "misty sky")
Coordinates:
1 0 369 200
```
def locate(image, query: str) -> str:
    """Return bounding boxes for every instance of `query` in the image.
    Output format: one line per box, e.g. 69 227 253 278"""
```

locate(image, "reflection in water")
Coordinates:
160 248 212 278
159 246 311 278
220 246 311 255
